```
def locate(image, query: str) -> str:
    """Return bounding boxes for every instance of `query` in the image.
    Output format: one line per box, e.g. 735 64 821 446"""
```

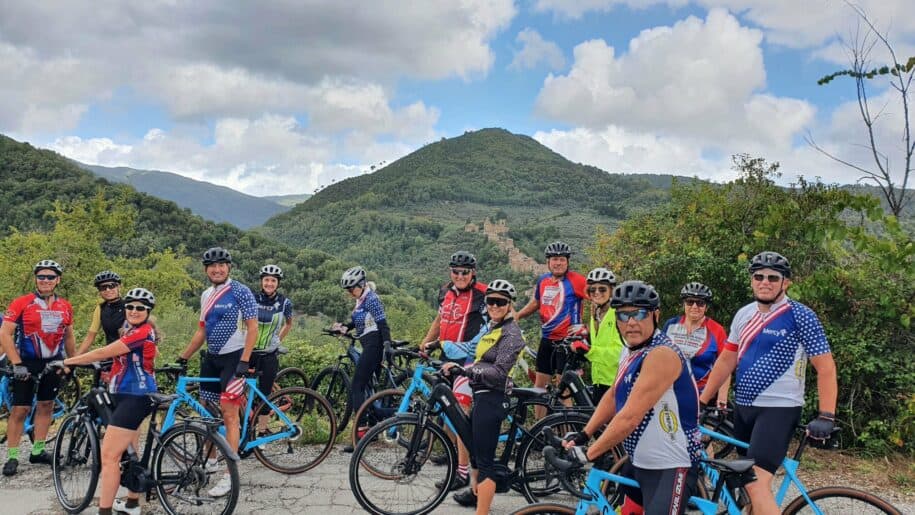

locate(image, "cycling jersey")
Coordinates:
437 281 488 344
534 272 588 340
614 331 701 469
724 297 830 407
468 317 525 393
89 299 126 343
3 292 73 360
662 316 727 392
351 288 387 338
254 292 293 352
587 307 624 386
109 322 158 395
199 279 258 355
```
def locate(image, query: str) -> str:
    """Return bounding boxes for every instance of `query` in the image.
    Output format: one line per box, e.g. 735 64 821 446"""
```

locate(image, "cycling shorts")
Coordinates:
200 349 244 404
250 350 279 396
109 394 154 430
470 390 509 486
535 337 566 375
12 359 62 406
618 461 698 515
733 404 801 474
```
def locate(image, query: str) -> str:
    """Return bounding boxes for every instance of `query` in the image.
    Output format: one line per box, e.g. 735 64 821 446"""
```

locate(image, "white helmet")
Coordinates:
340 266 366 289
260 264 284 279
587 267 616 285
124 287 156 307
486 279 516 300
34 259 64 275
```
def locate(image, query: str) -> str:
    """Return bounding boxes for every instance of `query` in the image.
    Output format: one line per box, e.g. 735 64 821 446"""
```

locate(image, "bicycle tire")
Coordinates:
351 388 419 447
275 366 309 390
515 410 592 503
782 486 903 514
509 503 576 515
701 415 737 459
350 413 456 515
52 414 100 514
310 366 352 431
154 422 239 515
250 386 337 474
58 372 82 410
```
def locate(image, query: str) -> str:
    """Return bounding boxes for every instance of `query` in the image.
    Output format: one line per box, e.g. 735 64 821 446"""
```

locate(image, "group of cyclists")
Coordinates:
0 239 839 515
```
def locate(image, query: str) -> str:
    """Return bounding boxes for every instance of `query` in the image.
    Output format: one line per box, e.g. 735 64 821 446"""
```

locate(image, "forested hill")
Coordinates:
260 128 673 299
82 164 290 229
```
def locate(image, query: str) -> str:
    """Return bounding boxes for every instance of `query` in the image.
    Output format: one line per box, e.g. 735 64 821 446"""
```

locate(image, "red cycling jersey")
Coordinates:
535 272 588 340
3 292 73 360
437 281 488 343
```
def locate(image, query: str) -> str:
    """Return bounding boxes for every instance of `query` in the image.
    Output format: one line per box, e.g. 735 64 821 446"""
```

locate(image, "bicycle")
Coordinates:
0 361 75 444
348 369 593 515
50 363 240 514
156 361 337 474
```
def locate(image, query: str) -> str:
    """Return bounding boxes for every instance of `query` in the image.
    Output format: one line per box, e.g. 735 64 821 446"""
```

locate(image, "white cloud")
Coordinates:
510 28 567 71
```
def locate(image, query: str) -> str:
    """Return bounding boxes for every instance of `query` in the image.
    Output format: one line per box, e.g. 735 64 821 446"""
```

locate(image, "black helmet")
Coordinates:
93 270 122 286
611 280 660 310
449 251 477 269
260 264 284 279
544 241 572 258
748 251 791 278
34 259 63 276
680 282 712 301
340 266 366 289
124 287 156 307
486 279 516 300
587 267 617 285
202 247 232 265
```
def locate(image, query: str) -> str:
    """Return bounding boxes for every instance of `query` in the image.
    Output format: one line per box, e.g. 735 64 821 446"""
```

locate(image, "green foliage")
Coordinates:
817 56 915 85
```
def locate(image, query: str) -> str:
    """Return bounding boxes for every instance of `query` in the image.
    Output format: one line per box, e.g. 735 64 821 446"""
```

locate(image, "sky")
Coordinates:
1 0 913 196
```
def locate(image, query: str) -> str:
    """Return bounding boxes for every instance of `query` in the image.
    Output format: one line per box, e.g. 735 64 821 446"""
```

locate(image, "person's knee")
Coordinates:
746 466 774 492
35 400 54 412
10 405 29 420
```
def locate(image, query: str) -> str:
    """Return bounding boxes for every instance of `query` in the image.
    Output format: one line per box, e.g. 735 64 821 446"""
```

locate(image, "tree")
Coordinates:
809 3 914 217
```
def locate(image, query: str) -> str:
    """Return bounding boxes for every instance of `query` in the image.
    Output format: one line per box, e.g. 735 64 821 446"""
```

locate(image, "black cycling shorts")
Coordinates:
109 394 154 430
12 359 62 406
250 350 279 395
618 461 698 515
733 404 801 474
470 390 509 485
535 337 566 375
200 349 244 403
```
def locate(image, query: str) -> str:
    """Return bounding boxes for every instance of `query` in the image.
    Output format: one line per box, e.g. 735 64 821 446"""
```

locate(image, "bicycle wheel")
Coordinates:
154 423 239 515
350 414 456 515
515 411 592 503
701 414 737 459
58 372 82 410
782 486 903 514
52 414 100 514
351 388 416 447
250 386 337 474
275 366 309 390
510 503 576 514
310 366 352 430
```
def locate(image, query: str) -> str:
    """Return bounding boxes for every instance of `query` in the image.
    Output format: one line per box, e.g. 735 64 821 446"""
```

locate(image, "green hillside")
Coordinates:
261 128 670 299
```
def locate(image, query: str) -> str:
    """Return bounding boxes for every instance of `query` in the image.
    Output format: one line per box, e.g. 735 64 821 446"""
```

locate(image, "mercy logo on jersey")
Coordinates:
761 327 788 337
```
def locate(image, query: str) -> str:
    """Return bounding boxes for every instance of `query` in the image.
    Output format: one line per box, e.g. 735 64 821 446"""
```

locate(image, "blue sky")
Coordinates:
1 1 912 195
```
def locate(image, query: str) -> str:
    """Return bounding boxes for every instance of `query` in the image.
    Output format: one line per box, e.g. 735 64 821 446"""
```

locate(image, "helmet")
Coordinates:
680 282 713 301
260 264 284 279
748 251 791 278
34 259 63 275
587 267 616 285
449 251 477 269
124 287 156 307
611 280 660 310
486 279 516 300
544 241 572 258
93 270 122 286
340 266 366 289
202 247 232 265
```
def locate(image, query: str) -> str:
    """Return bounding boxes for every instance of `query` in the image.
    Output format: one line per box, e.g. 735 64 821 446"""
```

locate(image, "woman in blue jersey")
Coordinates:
333 266 392 453
62 288 159 515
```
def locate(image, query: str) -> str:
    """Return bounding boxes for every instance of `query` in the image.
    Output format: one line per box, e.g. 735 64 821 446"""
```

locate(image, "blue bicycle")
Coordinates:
155 362 337 474
0 361 76 444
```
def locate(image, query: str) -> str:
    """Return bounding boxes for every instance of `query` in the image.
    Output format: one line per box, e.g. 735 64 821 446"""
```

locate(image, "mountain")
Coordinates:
262 193 312 207
81 164 290 229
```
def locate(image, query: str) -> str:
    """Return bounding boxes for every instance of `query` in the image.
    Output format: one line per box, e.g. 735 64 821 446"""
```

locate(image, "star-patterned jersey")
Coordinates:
724 297 831 407
613 331 701 469
199 279 258 355
109 322 158 395
3 292 73 360
351 288 386 338
662 316 728 392
534 272 588 340
254 292 293 352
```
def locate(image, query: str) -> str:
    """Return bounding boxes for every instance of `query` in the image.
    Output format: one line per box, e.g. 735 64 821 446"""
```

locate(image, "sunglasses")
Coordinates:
684 299 707 307
588 286 609 294
752 273 783 283
97 283 119 291
450 268 472 276
124 304 151 312
616 308 651 322
35 274 58 281
485 297 510 307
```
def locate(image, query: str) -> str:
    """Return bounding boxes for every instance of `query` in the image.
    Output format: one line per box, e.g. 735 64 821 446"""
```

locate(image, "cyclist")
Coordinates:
76 270 126 355
0 259 75 476
516 241 588 417
420 250 488 490
252 264 294 423
333 266 392 453
177 247 258 497
662 282 730 402
61 288 160 515
579 267 624 404
563 280 700 515
699 252 837 515
443 279 525 514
